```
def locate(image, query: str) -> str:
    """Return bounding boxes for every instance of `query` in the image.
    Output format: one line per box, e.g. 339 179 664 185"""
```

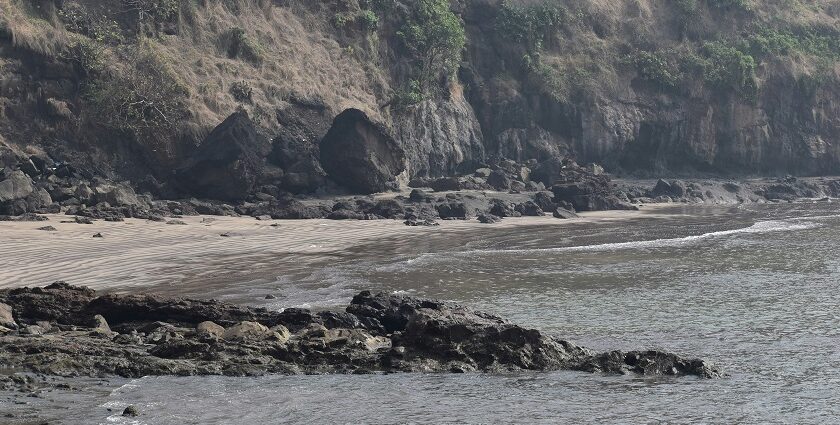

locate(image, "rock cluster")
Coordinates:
0 283 722 379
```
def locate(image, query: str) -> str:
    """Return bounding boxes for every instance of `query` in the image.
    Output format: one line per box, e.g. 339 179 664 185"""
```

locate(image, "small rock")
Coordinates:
197 321 225 338
219 232 231 237
553 208 579 219
75 217 93 224
474 168 492 178
20 325 44 335
264 294 277 300
92 233 103 238
222 321 271 341
122 405 139 417
91 314 114 337
0 302 16 329
166 220 187 225
477 213 502 224
270 324 291 343
255 215 272 221
37 226 57 232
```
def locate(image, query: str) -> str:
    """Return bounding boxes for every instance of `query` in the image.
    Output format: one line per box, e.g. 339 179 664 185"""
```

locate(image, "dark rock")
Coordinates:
514 201 544 217
488 199 521 218
477 213 502 224
122 405 139 417
320 109 406 194
37 225 57 231
552 208 578 219
408 189 430 203
92 233 103 238
0 285 722 379
650 179 687 199
533 191 556 211
552 180 636 212
486 170 511 191
177 112 272 201
436 202 469 219
428 177 462 192
269 118 330 194
92 182 145 208
368 199 404 219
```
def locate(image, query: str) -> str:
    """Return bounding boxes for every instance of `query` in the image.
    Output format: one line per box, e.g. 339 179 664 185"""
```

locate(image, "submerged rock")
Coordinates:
0 284 722 379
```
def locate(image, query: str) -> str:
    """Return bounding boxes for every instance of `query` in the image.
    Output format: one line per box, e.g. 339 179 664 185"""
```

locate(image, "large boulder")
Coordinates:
270 102 333 194
177 112 271 201
92 181 145 208
319 109 406 194
0 170 34 203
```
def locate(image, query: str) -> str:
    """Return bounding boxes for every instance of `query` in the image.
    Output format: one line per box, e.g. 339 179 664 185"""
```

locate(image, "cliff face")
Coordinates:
459 0 840 176
0 0 838 197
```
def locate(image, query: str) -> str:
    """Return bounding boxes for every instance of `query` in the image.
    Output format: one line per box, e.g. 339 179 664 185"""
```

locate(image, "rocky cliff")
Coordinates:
0 0 838 199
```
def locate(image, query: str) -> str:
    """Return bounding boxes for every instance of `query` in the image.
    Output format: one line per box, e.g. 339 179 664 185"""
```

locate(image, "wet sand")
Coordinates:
0 209 660 293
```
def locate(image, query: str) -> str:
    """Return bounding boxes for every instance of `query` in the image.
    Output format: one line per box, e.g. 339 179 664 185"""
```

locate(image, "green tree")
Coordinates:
396 0 466 98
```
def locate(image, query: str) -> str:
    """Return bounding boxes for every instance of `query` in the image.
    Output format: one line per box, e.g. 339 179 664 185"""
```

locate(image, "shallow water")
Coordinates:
11 202 840 424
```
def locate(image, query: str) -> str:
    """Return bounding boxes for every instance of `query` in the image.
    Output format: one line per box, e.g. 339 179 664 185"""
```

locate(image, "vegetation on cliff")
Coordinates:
0 0 838 182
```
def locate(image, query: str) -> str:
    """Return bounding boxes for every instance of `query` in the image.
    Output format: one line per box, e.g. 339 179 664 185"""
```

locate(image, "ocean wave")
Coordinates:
465 219 820 255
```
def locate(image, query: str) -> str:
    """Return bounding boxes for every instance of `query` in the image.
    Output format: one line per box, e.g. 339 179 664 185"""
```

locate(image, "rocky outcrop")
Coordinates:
392 95 485 179
320 109 406 194
0 284 722 379
177 112 272 201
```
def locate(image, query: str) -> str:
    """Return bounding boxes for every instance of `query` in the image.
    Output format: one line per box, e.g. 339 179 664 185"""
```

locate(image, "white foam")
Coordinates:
465 219 820 255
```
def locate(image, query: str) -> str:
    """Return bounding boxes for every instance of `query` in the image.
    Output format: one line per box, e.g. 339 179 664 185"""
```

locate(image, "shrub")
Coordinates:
392 79 424 107
224 27 264 65
496 1 565 51
358 10 379 31
60 36 107 78
699 41 756 95
86 45 189 136
230 80 253 103
629 51 681 90
707 0 752 11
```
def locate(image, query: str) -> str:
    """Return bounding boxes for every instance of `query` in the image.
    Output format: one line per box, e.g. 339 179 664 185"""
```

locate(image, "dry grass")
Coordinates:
0 0 68 57
150 0 386 136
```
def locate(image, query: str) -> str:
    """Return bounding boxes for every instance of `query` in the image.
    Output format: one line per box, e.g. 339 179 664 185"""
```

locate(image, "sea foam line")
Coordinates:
464 219 820 255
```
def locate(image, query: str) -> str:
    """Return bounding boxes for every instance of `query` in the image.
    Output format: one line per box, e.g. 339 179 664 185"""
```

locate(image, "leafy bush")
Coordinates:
396 0 465 97
496 1 565 52
358 10 379 31
333 9 379 32
224 27 264 65
629 51 681 90
707 0 752 11
392 79 425 107
698 42 756 95
60 36 107 78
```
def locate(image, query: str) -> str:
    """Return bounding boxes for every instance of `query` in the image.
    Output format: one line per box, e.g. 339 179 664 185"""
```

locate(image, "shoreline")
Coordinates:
0 208 670 293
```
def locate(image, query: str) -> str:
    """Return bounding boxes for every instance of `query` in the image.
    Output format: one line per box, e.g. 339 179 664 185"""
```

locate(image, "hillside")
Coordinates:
0 0 839 199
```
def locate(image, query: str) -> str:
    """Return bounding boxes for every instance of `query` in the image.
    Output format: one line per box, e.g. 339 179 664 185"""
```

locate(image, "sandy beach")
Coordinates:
0 210 657 293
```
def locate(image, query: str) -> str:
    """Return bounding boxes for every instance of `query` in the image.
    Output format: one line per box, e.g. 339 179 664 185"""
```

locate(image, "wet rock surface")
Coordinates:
0 283 722 380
